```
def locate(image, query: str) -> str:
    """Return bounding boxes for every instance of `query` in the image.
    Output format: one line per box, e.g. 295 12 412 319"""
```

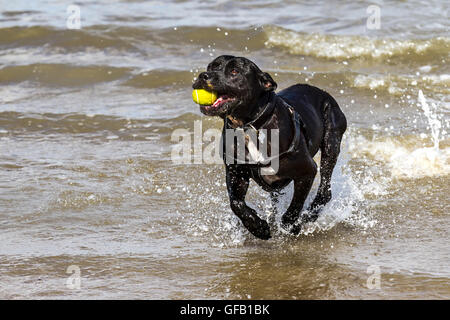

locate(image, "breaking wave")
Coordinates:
264 25 450 61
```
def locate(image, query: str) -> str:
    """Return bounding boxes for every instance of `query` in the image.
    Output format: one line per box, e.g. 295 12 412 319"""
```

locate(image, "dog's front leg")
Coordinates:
226 165 271 240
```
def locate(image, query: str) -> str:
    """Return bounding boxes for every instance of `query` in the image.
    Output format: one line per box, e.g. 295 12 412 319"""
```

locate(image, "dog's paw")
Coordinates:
308 192 331 214
281 222 302 236
242 218 271 240
301 211 320 224
252 220 272 240
289 223 302 236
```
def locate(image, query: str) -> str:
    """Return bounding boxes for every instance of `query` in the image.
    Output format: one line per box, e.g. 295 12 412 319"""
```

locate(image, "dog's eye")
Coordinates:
230 69 239 76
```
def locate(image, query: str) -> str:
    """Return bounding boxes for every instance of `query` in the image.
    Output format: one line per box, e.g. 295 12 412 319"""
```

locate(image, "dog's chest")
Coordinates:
222 125 276 165
249 165 291 191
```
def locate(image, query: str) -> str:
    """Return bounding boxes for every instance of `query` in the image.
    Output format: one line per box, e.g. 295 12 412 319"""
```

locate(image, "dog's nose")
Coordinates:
199 72 210 81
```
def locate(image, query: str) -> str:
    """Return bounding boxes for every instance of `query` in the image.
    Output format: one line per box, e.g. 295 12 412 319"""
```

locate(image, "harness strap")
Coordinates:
226 92 276 130
223 97 306 166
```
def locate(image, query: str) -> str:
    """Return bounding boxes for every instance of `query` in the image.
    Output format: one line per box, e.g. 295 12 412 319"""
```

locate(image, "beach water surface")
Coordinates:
0 0 449 299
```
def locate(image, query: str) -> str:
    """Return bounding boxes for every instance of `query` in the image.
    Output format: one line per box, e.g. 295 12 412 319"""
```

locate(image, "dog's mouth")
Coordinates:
200 94 236 115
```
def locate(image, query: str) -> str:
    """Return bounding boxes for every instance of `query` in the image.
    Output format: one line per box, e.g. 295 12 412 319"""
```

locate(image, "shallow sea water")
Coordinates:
0 0 449 299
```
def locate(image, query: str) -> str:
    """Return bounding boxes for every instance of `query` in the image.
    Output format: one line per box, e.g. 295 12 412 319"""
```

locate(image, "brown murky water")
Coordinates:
0 0 449 299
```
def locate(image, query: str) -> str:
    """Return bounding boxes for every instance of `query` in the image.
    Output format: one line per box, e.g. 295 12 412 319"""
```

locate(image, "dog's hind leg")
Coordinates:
281 173 317 235
280 147 317 235
307 100 347 221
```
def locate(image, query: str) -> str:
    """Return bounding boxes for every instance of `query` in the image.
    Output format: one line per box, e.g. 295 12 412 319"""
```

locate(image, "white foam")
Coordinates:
264 26 449 60
351 73 449 95
348 91 449 179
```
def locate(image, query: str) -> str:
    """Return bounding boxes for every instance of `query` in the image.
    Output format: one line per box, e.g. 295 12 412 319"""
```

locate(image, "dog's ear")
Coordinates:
258 72 277 91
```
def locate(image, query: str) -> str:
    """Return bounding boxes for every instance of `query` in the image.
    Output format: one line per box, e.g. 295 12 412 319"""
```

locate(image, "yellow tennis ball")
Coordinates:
192 89 217 106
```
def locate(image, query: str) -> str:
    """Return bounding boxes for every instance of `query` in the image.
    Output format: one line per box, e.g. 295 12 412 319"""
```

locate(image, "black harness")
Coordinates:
223 94 307 169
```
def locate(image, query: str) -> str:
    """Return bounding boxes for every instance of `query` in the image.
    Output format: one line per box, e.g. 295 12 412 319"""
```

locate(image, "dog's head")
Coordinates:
192 55 277 117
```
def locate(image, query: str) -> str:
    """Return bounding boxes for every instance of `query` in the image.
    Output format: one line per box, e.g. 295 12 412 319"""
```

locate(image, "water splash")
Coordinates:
180 145 378 245
418 90 442 151
348 91 449 179
391 91 449 178
264 143 380 238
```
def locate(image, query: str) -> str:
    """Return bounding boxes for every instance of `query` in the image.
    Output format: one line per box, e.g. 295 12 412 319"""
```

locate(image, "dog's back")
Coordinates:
278 84 347 154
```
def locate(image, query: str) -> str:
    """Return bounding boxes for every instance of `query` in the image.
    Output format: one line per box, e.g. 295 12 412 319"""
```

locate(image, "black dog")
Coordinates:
192 55 347 240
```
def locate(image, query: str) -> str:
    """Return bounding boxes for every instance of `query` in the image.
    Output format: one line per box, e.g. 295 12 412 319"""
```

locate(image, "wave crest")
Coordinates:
264 26 450 60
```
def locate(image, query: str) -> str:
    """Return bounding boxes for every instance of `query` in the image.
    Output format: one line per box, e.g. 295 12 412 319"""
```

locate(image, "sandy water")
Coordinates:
0 0 449 299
